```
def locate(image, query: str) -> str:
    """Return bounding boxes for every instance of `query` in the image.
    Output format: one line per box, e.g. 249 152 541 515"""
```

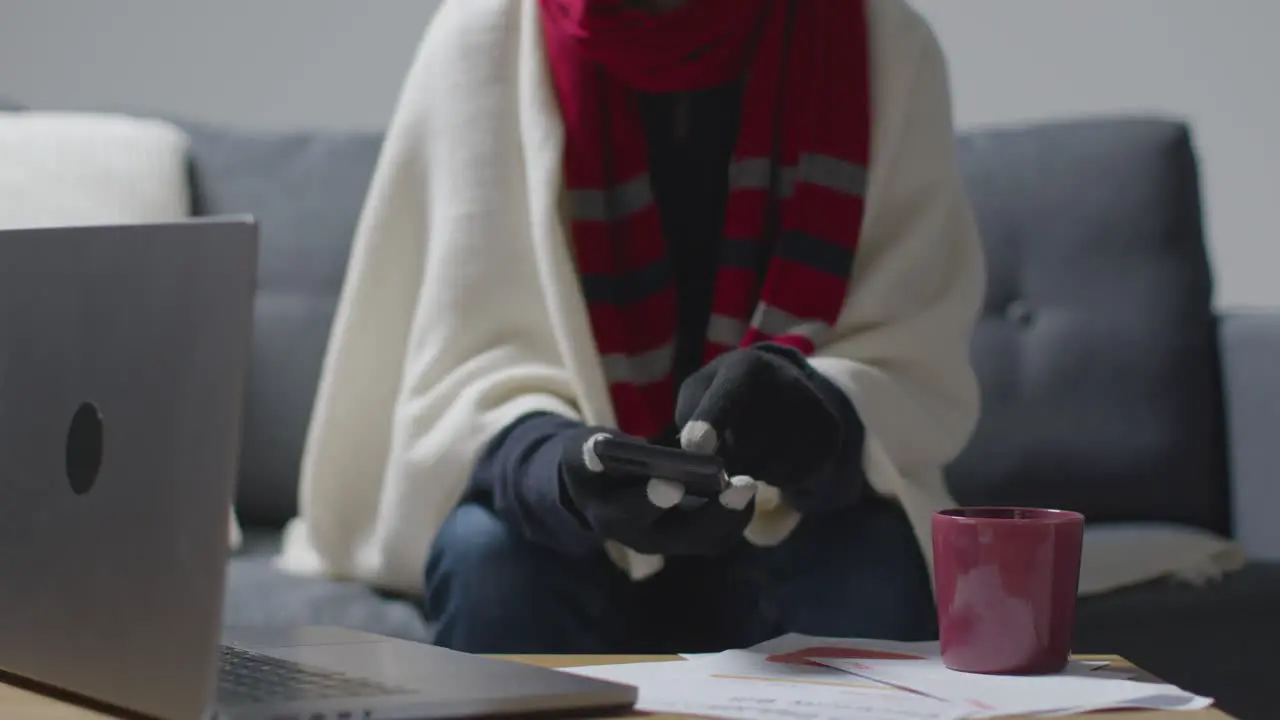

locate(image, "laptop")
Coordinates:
0 218 638 720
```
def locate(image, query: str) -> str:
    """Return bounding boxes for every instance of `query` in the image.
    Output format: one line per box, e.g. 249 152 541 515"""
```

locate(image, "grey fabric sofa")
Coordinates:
206 113 1280 719
5 91 1279 717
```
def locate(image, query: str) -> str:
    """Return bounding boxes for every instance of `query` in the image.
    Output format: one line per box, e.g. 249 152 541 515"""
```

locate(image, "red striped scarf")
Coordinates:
540 0 871 439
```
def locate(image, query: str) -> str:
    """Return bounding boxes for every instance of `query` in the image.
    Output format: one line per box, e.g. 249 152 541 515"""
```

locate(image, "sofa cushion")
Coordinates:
1075 563 1280 720
225 531 432 641
180 122 382 526
947 118 1230 534
0 112 190 229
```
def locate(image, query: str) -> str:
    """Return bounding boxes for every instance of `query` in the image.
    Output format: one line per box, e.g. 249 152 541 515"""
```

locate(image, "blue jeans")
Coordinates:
421 495 937 654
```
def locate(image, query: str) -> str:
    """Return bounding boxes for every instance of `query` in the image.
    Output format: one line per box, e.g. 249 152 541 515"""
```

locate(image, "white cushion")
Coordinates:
0 111 244 549
0 111 190 229
1079 523 1246 596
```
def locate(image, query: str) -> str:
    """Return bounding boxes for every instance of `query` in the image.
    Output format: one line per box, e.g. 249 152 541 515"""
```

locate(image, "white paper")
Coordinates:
562 651 968 720
745 633 942 659
739 634 1118 674
814 656 1213 717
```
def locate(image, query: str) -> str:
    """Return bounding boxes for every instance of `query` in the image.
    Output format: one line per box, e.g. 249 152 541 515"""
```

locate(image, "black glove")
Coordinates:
675 343 856 509
557 425 757 556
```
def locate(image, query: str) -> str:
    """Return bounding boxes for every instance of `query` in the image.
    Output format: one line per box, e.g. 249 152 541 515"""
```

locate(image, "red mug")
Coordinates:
931 507 1085 675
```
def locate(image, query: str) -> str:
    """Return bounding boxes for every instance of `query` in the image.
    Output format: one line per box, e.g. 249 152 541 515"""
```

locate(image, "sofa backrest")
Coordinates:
0 89 1239 533
945 117 1230 535
178 115 1233 534
180 121 380 527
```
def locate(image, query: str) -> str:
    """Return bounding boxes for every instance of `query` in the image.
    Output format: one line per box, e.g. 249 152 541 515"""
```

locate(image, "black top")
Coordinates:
637 82 745 387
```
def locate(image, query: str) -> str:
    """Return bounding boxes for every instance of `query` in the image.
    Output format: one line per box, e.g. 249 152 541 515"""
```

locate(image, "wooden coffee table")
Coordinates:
0 654 1237 719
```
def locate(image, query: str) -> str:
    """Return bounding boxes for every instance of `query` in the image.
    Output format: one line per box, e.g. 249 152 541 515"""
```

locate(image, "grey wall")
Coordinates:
0 0 441 131
911 0 1280 309
1 0 1276 306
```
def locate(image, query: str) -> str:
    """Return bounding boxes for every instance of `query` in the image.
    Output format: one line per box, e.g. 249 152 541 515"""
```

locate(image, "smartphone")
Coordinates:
590 435 729 498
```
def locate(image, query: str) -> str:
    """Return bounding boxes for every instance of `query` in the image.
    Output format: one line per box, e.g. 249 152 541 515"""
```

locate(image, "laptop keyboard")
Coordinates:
216 645 414 707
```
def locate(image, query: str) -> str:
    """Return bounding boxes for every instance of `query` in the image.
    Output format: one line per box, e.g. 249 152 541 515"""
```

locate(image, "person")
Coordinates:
279 0 986 655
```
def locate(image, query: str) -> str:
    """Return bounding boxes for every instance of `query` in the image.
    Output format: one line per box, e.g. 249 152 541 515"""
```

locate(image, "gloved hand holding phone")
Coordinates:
558 343 859 556
674 343 858 511
557 425 756 556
